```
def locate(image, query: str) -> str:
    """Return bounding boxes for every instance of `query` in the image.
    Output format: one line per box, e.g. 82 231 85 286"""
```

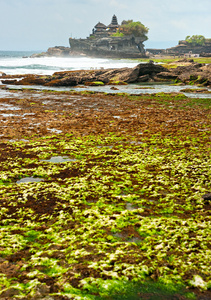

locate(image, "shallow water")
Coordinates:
111 232 143 244
1 82 211 98
42 156 76 163
16 177 44 184
47 128 63 134
0 103 20 110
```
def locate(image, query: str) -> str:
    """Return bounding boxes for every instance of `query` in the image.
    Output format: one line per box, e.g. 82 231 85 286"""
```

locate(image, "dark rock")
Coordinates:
45 77 78 86
137 74 150 82
137 63 168 76
0 71 6 76
155 72 178 80
1 79 18 84
15 75 50 86
202 193 211 201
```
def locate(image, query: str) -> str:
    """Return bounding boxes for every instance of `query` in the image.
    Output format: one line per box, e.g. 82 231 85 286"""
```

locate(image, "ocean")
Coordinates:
0 50 139 75
0 51 211 98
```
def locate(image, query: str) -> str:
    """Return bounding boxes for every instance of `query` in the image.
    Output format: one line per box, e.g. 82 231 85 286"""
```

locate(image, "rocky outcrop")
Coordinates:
69 35 148 58
166 39 211 55
1 61 211 87
157 62 211 86
47 46 71 56
31 46 71 58
1 63 168 86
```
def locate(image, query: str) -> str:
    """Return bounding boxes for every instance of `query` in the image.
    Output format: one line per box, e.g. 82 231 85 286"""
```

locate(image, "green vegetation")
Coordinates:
111 30 125 37
89 81 105 86
0 93 210 299
136 57 211 65
185 35 206 46
119 20 149 40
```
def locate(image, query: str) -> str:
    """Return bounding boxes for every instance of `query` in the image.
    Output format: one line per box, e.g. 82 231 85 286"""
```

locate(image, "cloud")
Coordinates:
0 0 210 50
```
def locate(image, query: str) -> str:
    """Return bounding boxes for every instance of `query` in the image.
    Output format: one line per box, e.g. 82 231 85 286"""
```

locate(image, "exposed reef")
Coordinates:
1 61 211 87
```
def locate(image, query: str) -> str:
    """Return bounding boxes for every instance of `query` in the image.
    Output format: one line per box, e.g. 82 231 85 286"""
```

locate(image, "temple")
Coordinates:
69 15 148 58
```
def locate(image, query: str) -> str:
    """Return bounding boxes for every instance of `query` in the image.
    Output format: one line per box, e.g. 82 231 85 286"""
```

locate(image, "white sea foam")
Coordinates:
0 51 139 75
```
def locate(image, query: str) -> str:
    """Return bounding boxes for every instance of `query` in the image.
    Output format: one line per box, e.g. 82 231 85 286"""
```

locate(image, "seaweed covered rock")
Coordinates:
1 61 211 87
202 193 211 203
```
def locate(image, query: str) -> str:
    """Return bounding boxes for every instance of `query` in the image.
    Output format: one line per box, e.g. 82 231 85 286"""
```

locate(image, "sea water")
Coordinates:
0 51 211 98
0 50 138 75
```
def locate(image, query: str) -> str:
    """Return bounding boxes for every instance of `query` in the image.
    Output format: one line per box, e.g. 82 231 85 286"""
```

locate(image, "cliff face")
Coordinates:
69 36 147 58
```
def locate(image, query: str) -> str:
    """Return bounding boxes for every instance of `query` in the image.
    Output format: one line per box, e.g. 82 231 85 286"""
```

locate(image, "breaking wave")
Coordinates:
0 51 138 75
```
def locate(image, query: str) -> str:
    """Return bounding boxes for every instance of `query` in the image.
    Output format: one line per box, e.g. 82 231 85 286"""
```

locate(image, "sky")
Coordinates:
0 0 210 51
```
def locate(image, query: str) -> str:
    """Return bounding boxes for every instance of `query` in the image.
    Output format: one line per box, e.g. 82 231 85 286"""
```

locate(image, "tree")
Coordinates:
185 35 206 46
119 20 149 40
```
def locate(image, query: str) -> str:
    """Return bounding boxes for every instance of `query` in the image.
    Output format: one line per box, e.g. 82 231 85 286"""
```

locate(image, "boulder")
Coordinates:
137 62 168 76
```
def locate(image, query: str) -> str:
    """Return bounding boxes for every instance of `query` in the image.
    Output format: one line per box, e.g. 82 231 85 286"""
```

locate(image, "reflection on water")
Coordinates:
0 103 20 110
16 177 44 184
42 156 76 163
111 232 143 244
1 83 211 98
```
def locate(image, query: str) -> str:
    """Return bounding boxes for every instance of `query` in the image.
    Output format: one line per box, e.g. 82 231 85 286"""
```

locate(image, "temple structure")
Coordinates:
69 15 148 58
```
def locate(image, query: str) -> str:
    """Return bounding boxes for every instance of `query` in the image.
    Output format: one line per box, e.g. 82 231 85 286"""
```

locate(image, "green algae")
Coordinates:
0 123 210 298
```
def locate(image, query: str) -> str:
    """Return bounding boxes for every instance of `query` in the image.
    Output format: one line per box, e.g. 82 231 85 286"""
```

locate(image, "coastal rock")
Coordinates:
16 75 50 86
1 79 18 84
1 61 210 87
47 46 71 56
156 72 178 81
137 62 168 76
45 77 78 86
0 71 6 76
137 74 150 82
154 61 211 87
30 46 71 58
172 62 203 75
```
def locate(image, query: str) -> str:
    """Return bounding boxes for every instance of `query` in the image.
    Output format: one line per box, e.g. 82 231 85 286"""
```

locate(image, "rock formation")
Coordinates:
69 15 148 58
166 39 211 55
31 46 72 58
1 61 210 87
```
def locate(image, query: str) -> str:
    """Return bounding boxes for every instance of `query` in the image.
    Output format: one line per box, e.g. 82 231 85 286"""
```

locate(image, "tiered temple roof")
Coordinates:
94 22 107 29
93 15 119 34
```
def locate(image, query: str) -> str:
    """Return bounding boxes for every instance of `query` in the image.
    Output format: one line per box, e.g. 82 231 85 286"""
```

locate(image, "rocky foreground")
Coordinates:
1 60 211 87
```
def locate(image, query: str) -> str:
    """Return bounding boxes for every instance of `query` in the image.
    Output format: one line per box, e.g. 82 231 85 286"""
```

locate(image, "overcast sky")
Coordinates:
0 0 210 51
